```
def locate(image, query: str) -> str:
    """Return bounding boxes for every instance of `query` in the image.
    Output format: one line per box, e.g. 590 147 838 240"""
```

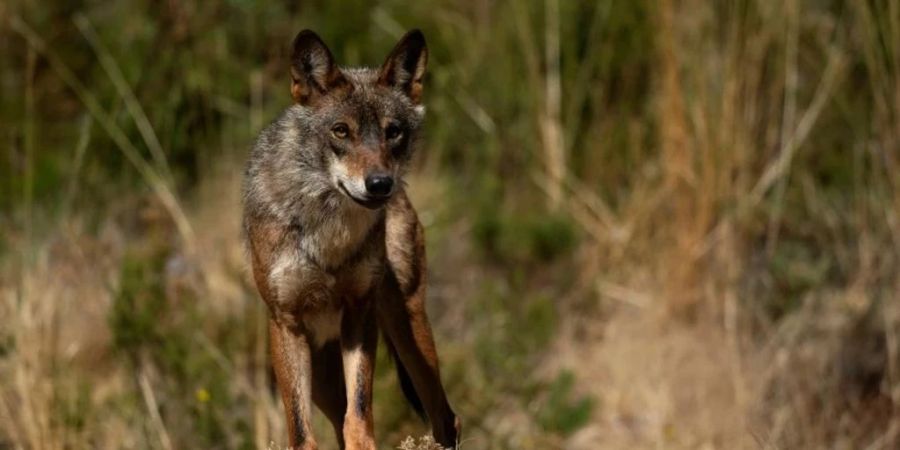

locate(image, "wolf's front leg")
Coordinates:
269 319 319 450
340 298 378 450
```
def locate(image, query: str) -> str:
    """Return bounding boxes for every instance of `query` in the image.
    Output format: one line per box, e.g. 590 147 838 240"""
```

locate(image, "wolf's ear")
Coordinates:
290 30 346 104
378 30 428 104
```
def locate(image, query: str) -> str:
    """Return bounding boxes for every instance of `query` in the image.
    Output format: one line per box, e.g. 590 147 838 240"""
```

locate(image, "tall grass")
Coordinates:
1 0 898 448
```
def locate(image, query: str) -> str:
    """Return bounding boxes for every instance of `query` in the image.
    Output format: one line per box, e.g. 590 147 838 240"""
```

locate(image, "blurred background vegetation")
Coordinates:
1 0 898 448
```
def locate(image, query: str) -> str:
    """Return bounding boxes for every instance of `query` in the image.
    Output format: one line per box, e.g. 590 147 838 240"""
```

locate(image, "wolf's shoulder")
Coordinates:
251 107 306 155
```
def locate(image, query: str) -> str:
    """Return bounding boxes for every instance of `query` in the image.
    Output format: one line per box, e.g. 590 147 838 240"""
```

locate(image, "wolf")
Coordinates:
242 29 460 450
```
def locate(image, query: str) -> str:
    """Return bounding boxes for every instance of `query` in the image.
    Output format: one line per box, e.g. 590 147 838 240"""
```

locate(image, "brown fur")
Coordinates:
243 30 459 450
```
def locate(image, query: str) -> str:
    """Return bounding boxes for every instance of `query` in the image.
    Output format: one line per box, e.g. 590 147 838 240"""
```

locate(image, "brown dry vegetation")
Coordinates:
2 0 899 449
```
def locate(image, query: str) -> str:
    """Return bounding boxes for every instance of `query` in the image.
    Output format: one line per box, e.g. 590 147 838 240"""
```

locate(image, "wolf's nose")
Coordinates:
365 174 394 197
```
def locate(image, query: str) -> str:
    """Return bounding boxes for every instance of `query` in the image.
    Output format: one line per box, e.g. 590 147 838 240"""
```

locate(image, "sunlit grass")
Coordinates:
1 0 899 448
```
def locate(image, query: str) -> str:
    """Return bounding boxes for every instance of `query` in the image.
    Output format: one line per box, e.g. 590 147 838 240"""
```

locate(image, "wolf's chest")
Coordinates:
265 207 384 333
299 205 382 270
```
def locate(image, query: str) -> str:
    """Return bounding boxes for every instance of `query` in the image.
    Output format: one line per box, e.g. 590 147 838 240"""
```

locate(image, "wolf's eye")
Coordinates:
331 123 350 139
385 124 403 141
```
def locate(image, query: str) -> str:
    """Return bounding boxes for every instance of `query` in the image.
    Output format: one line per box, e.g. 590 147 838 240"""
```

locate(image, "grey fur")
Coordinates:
242 31 460 449
242 36 427 320
242 68 424 259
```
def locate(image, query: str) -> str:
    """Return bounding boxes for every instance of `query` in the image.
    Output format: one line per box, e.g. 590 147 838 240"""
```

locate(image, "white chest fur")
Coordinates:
299 201 380 269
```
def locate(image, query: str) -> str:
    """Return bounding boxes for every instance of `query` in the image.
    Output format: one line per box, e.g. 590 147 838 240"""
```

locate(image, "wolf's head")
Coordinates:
288 29 427 210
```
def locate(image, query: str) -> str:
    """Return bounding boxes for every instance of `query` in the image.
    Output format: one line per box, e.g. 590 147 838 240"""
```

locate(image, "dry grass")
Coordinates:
550 1 900 448
396 436 449 450
2 0 900 449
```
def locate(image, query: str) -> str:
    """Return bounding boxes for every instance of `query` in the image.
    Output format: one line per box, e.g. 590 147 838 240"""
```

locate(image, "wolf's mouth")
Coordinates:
338 181 389 209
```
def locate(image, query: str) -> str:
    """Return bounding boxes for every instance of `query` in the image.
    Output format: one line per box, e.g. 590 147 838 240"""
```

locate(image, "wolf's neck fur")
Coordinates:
297 196 383 270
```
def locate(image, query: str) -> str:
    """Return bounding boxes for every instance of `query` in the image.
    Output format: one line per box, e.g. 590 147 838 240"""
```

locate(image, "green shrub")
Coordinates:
537 370 594 437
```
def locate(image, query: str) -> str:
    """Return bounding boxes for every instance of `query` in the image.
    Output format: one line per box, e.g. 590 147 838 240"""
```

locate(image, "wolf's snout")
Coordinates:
364 174 394 197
